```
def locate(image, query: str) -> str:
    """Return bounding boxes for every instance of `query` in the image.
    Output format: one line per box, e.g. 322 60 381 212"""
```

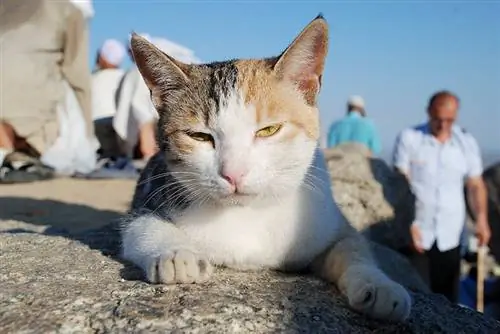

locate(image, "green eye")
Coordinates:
188 132 214 142
255 124 283 138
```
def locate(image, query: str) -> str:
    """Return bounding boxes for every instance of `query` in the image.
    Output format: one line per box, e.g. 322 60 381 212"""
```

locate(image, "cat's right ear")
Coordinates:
130 33 190 109
273 14 328 106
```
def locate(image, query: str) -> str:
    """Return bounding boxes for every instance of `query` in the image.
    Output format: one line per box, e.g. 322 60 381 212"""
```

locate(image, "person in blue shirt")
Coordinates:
327 95 381 155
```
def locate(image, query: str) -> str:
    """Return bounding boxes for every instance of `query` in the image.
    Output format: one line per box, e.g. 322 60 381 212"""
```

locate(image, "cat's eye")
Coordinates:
255 124 283 138
187 131 214 143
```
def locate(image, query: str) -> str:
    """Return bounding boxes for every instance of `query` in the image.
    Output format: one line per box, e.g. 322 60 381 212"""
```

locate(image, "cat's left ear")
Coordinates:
273 14 329 106
130 33 191 109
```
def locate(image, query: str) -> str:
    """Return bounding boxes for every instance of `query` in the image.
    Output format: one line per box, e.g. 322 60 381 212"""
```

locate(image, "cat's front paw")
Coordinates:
146 250 213 284
341 266 411 321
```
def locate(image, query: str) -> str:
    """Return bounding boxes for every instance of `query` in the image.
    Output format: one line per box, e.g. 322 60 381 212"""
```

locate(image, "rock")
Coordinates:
324 143 415 250
484 161 500 263
1 222 499 333
466 161 500 264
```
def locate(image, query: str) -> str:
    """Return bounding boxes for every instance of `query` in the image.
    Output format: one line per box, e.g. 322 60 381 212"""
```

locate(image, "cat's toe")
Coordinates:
156 253 176 284
352 280 411 321
147 251 212 284
379 282 412 321
173 250 212 283
343 267 412 322
348 282 377 310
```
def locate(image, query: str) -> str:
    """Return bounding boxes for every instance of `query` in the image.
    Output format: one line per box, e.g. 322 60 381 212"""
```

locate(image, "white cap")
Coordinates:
127 34 202 64
347 95 365 109
99 39 126 66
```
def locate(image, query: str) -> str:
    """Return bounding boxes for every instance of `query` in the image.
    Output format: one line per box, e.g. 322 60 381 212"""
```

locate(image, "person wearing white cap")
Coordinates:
91 39 127 159
112 34 160 162
326 95 381 156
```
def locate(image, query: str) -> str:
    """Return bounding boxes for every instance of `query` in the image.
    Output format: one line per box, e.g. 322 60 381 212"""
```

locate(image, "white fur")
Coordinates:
123 87 333 269
121 87 412 321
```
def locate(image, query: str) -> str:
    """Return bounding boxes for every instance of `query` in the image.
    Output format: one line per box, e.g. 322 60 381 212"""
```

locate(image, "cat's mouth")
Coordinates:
217 190 257 206
225 191 254 198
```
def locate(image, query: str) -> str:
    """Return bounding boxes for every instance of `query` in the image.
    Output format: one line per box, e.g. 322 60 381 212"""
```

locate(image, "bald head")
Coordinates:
427 90 460 139
428 91 460 111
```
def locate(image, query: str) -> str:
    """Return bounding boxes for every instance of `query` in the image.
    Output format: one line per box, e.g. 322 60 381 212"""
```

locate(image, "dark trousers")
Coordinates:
94 117 127 159
402 243 461 303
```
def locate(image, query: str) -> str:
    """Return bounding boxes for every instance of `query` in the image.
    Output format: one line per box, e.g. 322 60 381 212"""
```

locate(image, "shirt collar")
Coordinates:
422 122 460 146
347 111 362 119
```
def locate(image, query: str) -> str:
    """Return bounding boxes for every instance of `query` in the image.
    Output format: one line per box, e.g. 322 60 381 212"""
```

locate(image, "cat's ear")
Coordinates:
273 14 329 106
129 33 190 108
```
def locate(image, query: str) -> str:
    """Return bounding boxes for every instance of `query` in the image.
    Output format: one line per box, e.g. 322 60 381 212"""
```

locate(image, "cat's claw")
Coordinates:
342 267 412 321
146 250 213 284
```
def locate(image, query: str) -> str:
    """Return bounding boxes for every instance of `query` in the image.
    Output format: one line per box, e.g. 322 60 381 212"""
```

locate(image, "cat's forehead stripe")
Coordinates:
205 61 239 109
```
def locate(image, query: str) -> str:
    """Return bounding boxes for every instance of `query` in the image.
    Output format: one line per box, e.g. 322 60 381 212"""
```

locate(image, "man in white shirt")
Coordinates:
113 34 159 161
91 39 126 158
392 90 490 303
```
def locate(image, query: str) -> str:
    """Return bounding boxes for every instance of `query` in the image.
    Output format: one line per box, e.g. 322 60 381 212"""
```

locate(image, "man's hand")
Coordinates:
475 215 491 246
410 224 425 253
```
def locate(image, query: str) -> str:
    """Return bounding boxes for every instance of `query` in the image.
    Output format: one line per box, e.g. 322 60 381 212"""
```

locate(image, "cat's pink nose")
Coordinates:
221 173 236 187
221 169 245 191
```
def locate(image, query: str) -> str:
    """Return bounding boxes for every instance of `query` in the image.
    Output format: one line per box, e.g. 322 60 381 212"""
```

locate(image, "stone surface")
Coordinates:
324 143 415 250
1 222 499 333
0 165 499 333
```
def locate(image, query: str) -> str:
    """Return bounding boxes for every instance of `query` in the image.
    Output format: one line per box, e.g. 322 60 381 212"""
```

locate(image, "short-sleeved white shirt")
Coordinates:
392 123 483 251
91 68 125 121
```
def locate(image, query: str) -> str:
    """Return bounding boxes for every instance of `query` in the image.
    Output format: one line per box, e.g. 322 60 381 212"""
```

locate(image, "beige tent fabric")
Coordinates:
0 0 92 152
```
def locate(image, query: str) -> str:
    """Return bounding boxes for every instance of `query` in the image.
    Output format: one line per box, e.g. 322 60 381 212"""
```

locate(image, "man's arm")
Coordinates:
61 5 92 137
463 133 490 245
466 177 488 221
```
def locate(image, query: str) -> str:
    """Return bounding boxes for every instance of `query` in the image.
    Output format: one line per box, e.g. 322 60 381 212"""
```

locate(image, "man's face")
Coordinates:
428 97 458 136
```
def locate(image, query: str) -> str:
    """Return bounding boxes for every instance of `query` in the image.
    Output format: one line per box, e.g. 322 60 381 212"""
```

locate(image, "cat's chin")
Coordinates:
213 192 259 207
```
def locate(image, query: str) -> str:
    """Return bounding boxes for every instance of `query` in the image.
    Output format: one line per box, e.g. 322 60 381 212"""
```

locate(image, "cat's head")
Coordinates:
131 15 328 206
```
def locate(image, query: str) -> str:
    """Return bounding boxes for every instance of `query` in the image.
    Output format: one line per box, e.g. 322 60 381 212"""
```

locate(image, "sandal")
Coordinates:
0 152 55 184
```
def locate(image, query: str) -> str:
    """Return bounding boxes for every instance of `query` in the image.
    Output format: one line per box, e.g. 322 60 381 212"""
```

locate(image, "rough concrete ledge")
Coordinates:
1 224 499 333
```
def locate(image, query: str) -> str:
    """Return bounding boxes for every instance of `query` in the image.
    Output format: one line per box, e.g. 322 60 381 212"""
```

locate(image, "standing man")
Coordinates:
327 95 381 156
393 90 490 303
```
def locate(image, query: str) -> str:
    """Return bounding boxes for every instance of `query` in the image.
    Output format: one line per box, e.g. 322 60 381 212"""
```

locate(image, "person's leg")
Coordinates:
94 117 124 159
0 121 17 150
428 244 461 303
0 120 42 158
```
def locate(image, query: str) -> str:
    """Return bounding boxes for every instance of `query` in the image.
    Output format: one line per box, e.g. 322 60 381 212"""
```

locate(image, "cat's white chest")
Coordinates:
175 191 341 270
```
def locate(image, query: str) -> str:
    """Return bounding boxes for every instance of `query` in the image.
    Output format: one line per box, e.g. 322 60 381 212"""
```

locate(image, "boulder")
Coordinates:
466 161 500 266
1 222 499 333
324 143 415 250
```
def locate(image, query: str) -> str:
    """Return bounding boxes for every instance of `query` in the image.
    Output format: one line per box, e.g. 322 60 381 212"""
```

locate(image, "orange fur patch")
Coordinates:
234 60 320 141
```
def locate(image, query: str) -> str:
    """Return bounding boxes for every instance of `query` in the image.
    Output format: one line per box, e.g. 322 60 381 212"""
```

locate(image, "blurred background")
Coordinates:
89 1 500 164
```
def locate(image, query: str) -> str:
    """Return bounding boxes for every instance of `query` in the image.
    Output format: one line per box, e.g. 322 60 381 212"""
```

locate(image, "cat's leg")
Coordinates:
310 223 411 321
121 214 212 284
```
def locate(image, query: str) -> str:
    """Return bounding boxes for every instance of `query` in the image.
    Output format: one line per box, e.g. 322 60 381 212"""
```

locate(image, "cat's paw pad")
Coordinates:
146 250 212 284
344 270 411 321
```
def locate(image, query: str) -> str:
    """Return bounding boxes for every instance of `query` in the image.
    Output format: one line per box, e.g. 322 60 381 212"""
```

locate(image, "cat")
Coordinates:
121 14 412 322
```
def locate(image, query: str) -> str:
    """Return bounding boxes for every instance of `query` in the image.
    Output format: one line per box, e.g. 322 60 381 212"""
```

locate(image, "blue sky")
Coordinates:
89 1 500 156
